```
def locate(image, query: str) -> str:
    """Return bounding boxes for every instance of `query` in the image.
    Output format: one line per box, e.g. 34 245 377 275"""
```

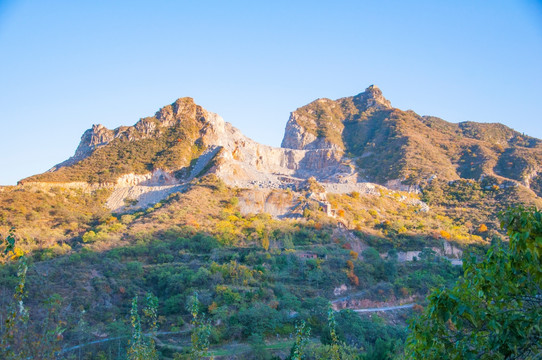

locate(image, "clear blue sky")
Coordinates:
1 0 541 185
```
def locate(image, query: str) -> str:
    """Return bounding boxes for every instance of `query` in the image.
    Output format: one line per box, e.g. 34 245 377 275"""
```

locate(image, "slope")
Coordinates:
282 85 542 195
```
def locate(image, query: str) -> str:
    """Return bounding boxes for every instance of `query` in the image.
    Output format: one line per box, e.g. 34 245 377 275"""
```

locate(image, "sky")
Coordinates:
0 0 541 185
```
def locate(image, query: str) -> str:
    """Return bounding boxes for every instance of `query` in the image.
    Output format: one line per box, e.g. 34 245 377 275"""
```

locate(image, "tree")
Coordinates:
327 304 342 360
189 292 212 359
127 293 159 360
288 320 311 360
406 207 542 359
0 229 29 360
0 228 62 360
262 233 270 251
316 306 360 360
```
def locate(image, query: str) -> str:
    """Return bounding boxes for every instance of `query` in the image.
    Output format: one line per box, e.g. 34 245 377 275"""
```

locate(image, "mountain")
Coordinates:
2 86 541 358
15 85 541 222
22 86 542 195
282 85 542 191
2 86 538 281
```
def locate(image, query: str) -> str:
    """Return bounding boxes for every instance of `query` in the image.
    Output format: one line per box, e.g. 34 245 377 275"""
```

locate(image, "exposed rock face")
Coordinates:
115 169 178 187
281 85 391 150
354 84 392 111
106 169 185 212
75 125 115 159
237 189 297 218
106 183 185 212
188 114 355 190
48 125 115 170
26 85 542 212
281 111 337 150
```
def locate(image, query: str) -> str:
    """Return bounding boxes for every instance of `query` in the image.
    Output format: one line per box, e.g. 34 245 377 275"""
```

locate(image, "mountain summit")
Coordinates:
282 86 542 192
3 87 541 359
21 87 542 208
281 85 392 151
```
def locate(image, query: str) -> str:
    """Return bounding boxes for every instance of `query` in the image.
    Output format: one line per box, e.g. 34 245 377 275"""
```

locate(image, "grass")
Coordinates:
208 339 295 356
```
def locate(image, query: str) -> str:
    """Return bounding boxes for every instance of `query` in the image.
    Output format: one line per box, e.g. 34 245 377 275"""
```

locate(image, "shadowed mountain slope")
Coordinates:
282 85 542 195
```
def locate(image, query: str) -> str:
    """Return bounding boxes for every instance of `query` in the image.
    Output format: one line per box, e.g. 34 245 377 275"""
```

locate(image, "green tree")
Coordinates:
288 320 311 360
189 292 212 359
127 293 159 360
262 233 270 251
327 304 343 360
406 207 542 359
0 229 61 360
0 229 29 360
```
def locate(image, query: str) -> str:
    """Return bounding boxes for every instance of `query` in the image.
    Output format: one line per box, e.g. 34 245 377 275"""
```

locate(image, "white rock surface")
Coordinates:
106 184 185 213
44 94 427 214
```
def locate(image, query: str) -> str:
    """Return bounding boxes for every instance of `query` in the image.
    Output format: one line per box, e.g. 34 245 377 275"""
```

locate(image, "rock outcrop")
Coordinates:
23 85 542 212
48 125 115 171
281 85 391 150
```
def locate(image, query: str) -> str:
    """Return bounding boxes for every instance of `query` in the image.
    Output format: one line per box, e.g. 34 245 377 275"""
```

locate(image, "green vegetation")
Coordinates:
188 292 212 359
0 229 63 359
406 207 542 359
6 166 532 357
0 206 460 358
2 170 539 358
0 184 110 245
291 90 542 190
1 87 541 357
422 178 542 238
23 98 208 184
288 320 310 360
128 293 159 360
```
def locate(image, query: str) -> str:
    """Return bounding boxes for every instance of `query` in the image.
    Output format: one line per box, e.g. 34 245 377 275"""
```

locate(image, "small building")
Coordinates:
296 252 318 259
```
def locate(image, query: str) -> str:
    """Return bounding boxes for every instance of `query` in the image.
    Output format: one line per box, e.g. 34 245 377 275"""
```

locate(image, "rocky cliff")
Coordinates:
20 86 542 212
281 85 391 150
281 85 542 193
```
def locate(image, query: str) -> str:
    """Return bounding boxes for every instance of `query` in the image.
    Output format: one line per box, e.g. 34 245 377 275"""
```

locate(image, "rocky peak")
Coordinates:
353 85 392 111
73 124 115 160
156 97 197 126
281 85 393 151
46 124 115 171
49 97 209 173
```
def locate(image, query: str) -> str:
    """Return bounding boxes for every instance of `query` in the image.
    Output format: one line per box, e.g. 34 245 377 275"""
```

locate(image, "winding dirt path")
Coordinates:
351 303 415 313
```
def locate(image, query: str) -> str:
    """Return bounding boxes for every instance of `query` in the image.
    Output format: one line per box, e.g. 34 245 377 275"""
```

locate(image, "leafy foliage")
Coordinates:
127 293 159 360
289 320 311 360
406 207 542 359
0 229 62 359
189 292 212 359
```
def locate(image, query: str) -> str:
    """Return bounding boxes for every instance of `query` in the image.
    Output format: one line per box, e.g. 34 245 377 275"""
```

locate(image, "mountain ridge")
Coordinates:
20 86 542 204
2 87 541 359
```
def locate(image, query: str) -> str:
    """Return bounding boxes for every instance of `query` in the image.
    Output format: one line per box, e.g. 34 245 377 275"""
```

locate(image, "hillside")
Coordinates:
0 175 464 359
1 87 541 359
9 86 540 243
23 97 211 184
283 85 542 193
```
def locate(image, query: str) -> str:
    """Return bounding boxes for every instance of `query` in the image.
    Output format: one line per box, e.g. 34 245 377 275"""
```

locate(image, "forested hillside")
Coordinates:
0 87 540 359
